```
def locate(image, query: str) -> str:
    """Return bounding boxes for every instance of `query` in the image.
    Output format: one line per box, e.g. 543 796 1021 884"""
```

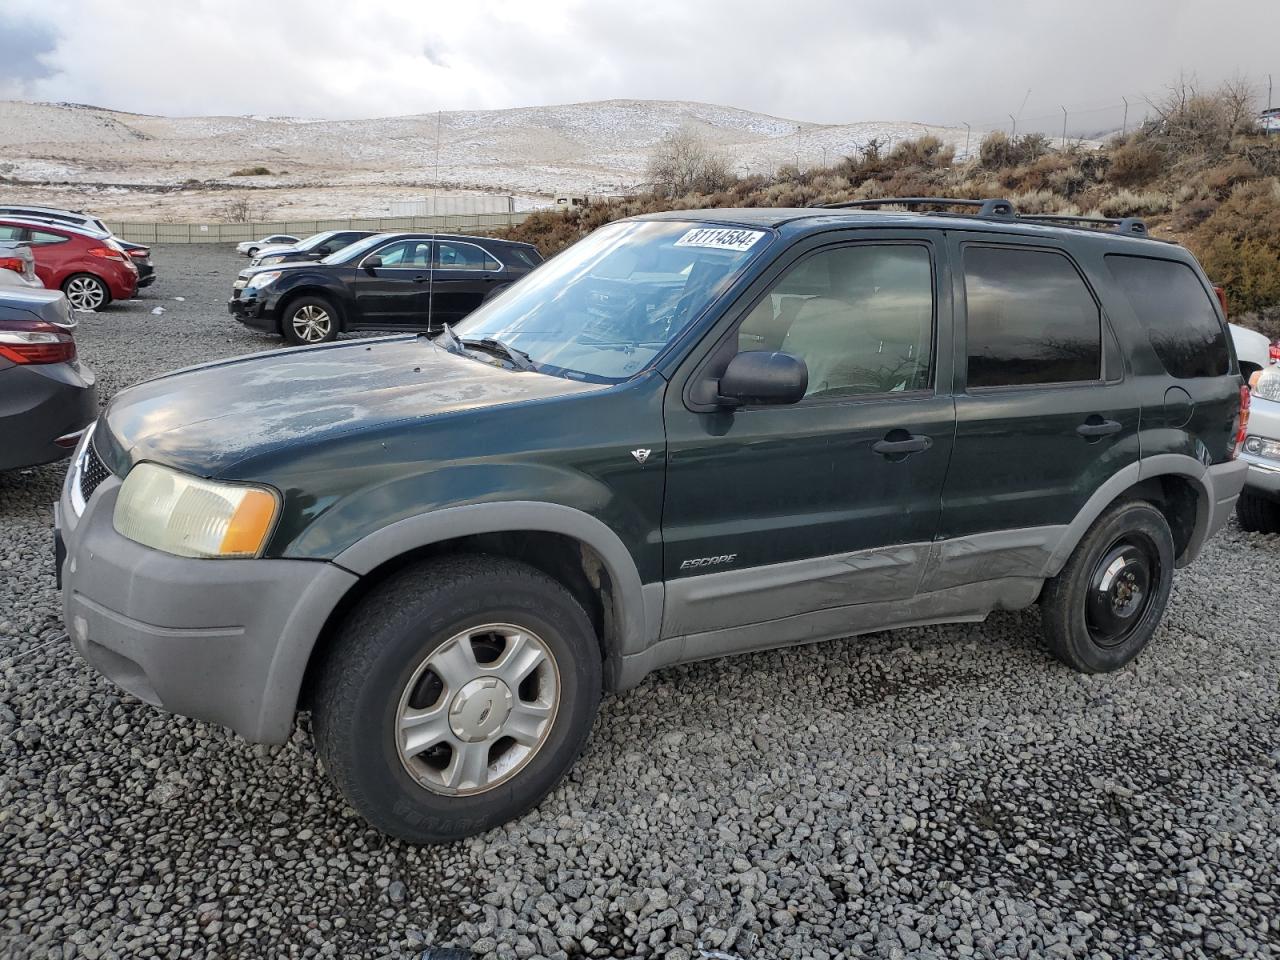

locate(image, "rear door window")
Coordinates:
1104 254 1229 378
29 230 68 246
964 245 1101 388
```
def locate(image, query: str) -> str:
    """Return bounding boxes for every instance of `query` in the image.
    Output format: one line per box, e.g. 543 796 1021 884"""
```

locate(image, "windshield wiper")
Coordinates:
460 336 536 371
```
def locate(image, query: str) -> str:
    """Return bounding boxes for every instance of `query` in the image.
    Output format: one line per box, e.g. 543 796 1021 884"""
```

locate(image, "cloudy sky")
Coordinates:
1 0 1276 130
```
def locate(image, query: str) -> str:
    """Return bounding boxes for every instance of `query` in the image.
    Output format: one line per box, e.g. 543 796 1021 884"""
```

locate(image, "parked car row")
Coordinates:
228 232 543 344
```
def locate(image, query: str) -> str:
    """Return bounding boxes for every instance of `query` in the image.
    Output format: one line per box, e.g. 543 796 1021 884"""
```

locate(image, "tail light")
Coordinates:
0 320 77 365
1213 284 1229 318
86 247 125 261
127 247 149 259
1234 384 1251 458
0 255 27 274
1270 342 1280 365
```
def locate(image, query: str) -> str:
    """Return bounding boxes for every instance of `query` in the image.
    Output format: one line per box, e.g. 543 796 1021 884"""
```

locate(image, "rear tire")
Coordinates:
1236 489 1280 534
312 555 602 843
63 274 110 311
281 295 339 345
1040 500 1175 673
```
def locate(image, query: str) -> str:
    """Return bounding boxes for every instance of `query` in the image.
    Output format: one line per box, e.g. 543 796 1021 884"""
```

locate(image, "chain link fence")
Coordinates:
103 211 532 244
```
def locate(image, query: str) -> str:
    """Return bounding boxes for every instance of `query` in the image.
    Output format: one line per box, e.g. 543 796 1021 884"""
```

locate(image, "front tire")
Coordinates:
1236 489 1280 534
1040 500 1175 673
63 273 110 311
281 295 339 345
312 556 602 843
246 246 259 258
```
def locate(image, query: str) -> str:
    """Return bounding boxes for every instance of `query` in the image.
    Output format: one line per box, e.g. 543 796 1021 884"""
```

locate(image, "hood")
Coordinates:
239 258 323 279
98 335 607 476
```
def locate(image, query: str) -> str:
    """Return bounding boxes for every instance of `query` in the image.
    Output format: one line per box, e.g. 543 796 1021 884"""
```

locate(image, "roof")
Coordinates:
633 204 1177 250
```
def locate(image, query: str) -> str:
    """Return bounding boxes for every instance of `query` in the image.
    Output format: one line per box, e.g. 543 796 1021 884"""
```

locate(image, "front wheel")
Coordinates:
246 246 259 258
63 274 110 311
281 296 339 345
312 556 602 843
1040 500 1175 673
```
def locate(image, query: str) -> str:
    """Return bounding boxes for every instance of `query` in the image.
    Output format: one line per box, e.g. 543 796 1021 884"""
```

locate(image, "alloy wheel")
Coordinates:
66 276 106 311
395 623 560 796
290 304 332 343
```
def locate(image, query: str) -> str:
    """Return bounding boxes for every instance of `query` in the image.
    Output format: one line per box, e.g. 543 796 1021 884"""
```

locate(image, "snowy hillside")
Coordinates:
0 99 972 219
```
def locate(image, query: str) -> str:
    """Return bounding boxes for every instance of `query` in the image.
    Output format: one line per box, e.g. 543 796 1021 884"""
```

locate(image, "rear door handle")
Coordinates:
413 275 429 283
1076 418 1122 438
872 435 932 457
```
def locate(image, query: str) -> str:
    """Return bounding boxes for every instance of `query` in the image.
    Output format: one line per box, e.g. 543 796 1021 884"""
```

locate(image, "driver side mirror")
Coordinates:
717 351 808 407
312 248 330 257
363 255 382 272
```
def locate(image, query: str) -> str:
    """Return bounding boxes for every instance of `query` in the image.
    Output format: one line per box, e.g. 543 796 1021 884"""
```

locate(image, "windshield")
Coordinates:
297 231 338 251
452 220 771 382
323 232 393 264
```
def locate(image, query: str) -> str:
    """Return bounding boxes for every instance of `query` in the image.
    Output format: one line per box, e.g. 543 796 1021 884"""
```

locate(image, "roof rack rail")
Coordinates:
819 197 1016 218
1015 213 1148 236
816 196 1152 237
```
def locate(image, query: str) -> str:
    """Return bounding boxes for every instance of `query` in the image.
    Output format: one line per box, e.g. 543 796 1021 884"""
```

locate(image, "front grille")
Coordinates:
79 442 110 504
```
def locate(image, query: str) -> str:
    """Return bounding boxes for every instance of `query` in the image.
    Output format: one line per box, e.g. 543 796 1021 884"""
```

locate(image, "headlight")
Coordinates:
113 462 279 558
1251 367 1280 403
1243 436 1280 461
258 255 286 266
247 270 282 290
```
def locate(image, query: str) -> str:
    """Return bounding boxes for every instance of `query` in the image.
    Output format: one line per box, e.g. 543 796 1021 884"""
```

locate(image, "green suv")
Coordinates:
56 200 1249 842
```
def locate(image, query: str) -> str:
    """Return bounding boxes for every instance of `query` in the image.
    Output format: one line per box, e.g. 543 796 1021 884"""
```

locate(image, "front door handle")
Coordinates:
1076 418 1122 438
413 275 429 284
872 434 932 457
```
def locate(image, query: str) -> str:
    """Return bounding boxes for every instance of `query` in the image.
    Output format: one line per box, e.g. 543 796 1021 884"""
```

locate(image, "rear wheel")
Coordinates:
1236 489 1280 534
1040 500 1175 673
281 296 339 345
312 556 602 843
63 274 110 311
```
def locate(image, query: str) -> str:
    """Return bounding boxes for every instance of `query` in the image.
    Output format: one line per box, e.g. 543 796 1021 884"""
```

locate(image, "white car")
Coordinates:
236 234 299 258
0 240 44 289
1239 365 1280 533
1230 323 1274 382
1259 107 1280 134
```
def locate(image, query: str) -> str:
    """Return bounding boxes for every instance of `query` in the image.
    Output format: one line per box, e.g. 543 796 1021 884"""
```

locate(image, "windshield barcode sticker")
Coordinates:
674 228 765 252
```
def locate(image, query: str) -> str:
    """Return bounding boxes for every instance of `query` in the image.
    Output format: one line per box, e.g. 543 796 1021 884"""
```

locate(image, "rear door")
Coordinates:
350 238 434 326
928 233 1141 590
661 232 956 637
430 241 502 326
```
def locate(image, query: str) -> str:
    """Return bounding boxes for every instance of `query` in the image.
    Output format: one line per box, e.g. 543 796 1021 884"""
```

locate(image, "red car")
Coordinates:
0 219 138 311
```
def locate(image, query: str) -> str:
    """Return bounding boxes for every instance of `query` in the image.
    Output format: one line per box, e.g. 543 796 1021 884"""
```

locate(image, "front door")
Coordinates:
661 236 956 638
351 238 434 326
927 234 1141 591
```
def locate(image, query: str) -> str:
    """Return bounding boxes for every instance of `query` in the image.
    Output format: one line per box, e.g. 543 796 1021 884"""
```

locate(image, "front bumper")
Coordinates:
0 360 97 471
1241 395 1280 500
227 289 277 331
57 449 357 743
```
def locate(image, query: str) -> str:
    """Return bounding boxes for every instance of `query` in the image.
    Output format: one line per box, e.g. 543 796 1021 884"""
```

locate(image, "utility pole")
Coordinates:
1269 74 1274 110
433 110 442 215
1061 105 1068 149
1121 96 1129 137
963 121 971 158
821 146 828 168
1009 114 1017 138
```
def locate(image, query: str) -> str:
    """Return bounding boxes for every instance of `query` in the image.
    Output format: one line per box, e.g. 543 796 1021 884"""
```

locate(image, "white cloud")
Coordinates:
8 0 1280 128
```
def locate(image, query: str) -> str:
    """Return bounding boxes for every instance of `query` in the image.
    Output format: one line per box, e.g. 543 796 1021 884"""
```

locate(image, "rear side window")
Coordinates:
1105 254 1229 378
29 230 67 245
964 246 1101 388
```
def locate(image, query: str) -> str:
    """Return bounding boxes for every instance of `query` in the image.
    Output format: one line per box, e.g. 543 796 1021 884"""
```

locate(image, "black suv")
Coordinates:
61 199 1248 842
229 232 543 344
246 229 376 268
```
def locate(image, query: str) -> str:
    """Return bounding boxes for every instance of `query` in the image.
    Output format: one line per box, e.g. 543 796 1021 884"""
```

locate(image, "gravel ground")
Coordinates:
3 244 1280 960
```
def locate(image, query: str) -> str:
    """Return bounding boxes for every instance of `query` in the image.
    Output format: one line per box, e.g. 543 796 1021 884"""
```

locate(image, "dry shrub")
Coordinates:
979 131 1050 170
1107 142 1163 186
1096 190 1172 218
1190 180 1280 313
646 129 736 198
887 135 954 170
1202 159 1260 199
1169 196 1220 232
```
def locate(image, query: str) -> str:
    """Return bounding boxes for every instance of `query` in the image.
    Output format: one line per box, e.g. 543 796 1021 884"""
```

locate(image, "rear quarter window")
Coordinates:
1105 254 1230 378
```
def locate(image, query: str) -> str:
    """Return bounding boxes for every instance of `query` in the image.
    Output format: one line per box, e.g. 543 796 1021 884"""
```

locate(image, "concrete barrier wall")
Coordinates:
103 211 533 244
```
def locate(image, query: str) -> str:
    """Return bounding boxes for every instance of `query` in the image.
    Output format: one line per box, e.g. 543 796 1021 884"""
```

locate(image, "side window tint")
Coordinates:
1105 254 1229 378
964 246 1101 388
29 230 67 245
375 241 432 267
434 242 488 270
741 244 934 398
